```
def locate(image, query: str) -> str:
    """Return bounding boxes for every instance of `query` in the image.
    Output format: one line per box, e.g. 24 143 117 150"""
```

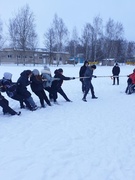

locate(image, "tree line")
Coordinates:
0 4 135 64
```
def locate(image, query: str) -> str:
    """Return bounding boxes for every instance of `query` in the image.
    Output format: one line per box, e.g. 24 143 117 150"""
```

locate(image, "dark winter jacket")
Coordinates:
17 70 32 98
79 61 88 82
84 66 94 82
51 70 71 90
2 78 17 98
30 74 43 92
112 65 120 75
0 92 4 100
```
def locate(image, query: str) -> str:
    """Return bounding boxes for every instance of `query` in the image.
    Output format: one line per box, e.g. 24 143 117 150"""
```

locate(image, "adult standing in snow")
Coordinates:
30 69 51 107
112 63 120 85
17 70 38 111
51 68 75 103
79 61 89 93
82 65 97 102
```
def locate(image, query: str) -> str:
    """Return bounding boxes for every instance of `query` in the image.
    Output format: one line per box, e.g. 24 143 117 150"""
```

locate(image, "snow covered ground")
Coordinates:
0 63 135 180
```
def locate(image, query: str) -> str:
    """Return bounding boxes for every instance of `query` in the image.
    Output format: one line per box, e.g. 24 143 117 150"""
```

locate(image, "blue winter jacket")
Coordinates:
17 70 32 98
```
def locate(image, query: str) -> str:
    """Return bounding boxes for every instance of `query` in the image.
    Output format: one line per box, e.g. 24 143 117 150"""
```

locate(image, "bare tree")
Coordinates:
52 14 69 65
104 18 124 59
127 41 135 59
81 23 94 60
0 18 5 49
92 15 103 61
72 27 79 58
44 27 56 65
8 4 38 64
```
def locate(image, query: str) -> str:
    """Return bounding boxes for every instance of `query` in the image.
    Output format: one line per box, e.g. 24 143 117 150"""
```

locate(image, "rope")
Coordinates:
76 75 128 79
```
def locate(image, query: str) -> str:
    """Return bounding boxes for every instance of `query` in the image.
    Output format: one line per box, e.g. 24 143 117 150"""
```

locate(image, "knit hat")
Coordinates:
33 69 39 76
41 65 51 75
4 72 12 80
44 65 50 71
58 68 63 73
91 65 96 69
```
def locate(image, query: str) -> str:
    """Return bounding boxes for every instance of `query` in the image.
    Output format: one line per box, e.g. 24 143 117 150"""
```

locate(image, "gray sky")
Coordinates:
0 0 135 47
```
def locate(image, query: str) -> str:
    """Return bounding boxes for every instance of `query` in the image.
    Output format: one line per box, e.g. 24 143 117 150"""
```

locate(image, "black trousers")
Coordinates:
12 94 31 108
113 77 119 85
34 90 50 106
80 79 85 93
53 87 70 102
0 98 17 115
45 87 54 100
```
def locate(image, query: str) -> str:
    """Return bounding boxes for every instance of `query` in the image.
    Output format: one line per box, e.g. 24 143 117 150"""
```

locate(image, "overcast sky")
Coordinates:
0 0 135 47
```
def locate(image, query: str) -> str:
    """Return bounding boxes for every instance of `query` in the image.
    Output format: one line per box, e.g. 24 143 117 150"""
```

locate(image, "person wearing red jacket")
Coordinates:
125 69 135 94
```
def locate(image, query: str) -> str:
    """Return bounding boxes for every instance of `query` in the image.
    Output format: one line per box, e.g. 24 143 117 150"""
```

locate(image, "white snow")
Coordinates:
0 64 135 180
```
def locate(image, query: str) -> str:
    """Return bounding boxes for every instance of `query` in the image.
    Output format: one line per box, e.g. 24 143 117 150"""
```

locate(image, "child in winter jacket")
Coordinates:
51 68 75 103
30 69 51 107
125 69 135 94
41 65 55 101
1 72 31 109
82 65 97 102
79 61 89 93
17 70 38 111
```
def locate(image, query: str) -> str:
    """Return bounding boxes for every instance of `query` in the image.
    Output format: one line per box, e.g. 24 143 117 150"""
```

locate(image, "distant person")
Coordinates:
112 63 120 85
79 61 89 93
82 65 97 102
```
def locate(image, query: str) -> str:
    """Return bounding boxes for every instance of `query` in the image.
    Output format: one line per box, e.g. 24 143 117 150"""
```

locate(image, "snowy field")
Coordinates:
0 63 135 180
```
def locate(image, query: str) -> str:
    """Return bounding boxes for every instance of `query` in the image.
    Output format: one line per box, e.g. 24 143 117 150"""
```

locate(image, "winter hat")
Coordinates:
25 70 32 76
41 65 51 75
4 72 12 80
58 68 63 73
84 61 89 65
33 69 39 76
91 65 96 69
41 69 51 75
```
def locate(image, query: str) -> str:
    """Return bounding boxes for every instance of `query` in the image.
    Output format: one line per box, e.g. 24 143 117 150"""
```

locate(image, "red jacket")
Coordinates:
129 72 135 84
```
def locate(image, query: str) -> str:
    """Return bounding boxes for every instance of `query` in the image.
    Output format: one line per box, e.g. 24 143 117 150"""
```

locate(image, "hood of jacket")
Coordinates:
20 70 32 77
3 72 12 80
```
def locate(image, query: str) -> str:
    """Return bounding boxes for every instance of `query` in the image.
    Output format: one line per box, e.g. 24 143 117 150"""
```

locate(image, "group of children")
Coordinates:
0 66 75 116
1 63 135 116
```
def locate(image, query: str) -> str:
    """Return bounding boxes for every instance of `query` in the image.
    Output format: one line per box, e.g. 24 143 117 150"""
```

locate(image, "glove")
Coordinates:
93 75 97 78
70 77 75 80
